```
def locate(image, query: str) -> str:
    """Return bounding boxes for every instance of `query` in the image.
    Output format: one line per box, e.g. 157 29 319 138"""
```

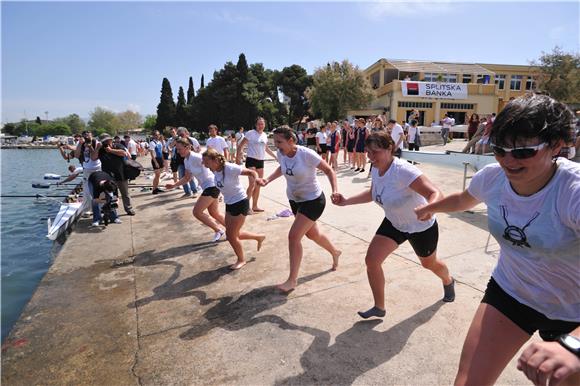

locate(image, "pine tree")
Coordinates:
236 53 249 82
200 74 205 89
176 86 187 127
155 78 176 132
187 77 195 105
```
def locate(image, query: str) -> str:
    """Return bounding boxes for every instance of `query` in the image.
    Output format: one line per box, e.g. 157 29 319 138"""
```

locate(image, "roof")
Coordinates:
382 59 495 76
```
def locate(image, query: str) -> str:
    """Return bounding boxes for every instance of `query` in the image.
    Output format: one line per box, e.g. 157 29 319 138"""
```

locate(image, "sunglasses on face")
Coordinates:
490 142 548 159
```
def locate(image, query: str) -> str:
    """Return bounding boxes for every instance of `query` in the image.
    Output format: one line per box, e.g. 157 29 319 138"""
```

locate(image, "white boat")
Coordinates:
46 184 84 241
44 173 61 180
402 150 496 171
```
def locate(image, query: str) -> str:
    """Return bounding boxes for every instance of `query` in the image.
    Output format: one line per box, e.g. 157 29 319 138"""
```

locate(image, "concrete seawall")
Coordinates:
1 140 535 385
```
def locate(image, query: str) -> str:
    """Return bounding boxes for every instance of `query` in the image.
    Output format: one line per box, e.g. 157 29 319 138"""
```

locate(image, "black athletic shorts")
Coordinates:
482 277 579 341
317 144 328 155
245 157 264 169
162 152 170 160
201 186 220 198
347 140 355 153
226 198 250 216
131 155 137 161
355 141 365 153
289 193 326 222
376 217 438 257
329 144 338 154
170 159 179 173
151 157 164 170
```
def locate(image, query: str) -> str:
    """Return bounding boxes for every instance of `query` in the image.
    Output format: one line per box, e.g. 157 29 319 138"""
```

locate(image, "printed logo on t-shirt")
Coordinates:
500 206 540 248
216 181 224 188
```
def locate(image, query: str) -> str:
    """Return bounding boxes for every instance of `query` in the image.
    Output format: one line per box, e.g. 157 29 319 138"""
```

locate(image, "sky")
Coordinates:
1 1 579 124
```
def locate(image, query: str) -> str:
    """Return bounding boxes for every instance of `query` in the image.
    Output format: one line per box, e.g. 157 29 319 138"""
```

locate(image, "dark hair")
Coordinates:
365 132 395 151
273 126 297 142
491 93 575 147
208 124 218 132
388 119 397 124
102 180 118 193
410 119 418 126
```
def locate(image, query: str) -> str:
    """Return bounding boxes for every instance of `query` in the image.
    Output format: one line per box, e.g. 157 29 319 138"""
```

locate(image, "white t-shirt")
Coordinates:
206 136 229 155
442 117 453 129
183 151 215 190
468 160 580 321
316 131 327 145
187 136 201 152
390 124 405 151
278 146 323 202
235 132 245 145
81 141 102 170
371 157 434 233
407 126 420 144
245 129 268 160
126 139 138 156
213 163 247 205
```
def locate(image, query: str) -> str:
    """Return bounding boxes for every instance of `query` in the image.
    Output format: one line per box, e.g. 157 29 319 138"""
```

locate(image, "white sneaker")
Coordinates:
113 218 122 224
213 229 225 242
91 221 100 227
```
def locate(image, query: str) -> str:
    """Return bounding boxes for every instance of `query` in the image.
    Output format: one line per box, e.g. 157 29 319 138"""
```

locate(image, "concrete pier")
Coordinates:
1 140 535 385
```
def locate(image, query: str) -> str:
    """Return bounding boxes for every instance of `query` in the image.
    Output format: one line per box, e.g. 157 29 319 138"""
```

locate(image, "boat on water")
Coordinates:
401 150 496 171
46 183 84 241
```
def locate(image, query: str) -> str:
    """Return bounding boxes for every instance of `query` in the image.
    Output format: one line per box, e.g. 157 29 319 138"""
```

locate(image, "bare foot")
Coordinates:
252 208 265 212
331 250 342 271
276 279 297 294
230 261 247 270
257 235 266 251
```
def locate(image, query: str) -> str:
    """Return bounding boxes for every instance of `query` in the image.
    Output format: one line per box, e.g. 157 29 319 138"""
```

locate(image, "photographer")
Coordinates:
74 131 102 214
97 133 135 216
88 171 121 227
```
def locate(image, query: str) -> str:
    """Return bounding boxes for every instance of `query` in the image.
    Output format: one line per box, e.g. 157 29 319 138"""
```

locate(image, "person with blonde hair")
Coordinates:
202 148 266 270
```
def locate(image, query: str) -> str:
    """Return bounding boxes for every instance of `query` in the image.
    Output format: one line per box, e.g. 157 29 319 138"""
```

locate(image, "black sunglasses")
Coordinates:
490 142 547 159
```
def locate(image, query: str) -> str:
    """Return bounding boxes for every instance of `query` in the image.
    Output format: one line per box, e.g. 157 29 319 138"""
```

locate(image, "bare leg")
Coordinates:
224 213 247 270
364 235 399 310
251 168 265 212
419 251 453 285
245 166 256 199
454 303 530 386
278 214 315 293
305 222 341 270
193 196 223 232
207 198 225 227
153 170 161 189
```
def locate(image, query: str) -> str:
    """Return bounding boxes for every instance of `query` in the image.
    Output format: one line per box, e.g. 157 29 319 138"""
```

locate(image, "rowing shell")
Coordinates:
46 183 84 240
401 150 496 172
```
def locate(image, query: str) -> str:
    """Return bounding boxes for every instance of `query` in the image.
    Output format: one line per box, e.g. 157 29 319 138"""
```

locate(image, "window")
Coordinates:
476 74 491 84
444 74 457 83
510 75 523 90
440 103 475 110
462 74 472 84
525 76 536 91
398 102 433 108
424 73 437 82
371 71 380 89
495 74 506 90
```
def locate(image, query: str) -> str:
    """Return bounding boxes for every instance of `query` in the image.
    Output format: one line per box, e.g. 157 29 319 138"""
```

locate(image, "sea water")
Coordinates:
1 149 78 342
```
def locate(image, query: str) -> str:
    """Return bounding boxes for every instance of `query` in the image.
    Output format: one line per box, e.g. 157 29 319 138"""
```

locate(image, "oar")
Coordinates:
32 182 80 189
1 194 72 198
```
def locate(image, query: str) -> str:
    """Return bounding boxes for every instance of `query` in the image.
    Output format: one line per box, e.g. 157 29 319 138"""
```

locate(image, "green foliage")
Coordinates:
532 46 580 103
116 110 143 132
155 77 176 132
275 65 312 125
307 60 374 121
187 77 195 105
53 113 86 134
88 107 118 134
143 114 157 130
175 86 188 127
2 123 18 135
200 74 205 89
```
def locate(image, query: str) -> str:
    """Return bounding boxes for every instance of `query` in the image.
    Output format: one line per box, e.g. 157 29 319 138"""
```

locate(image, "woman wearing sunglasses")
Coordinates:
415 93 580 386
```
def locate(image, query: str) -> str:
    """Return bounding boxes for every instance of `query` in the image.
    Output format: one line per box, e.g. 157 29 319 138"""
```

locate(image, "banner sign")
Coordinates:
401 81 468 99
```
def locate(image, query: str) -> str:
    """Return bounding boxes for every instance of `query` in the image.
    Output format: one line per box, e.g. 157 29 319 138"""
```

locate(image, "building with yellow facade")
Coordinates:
349 59 538 125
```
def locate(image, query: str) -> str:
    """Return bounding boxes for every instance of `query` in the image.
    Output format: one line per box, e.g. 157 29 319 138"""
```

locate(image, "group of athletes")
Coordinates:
160 94 578 386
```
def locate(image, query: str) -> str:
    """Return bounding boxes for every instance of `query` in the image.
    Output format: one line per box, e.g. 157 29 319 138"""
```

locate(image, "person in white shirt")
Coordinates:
206 125 229 159
74 130 102 213
415 94 580 386
386 119 405 158
123 135 138 160
258 126 342 293
202 148 266 270
166 138 226 242
315 124 329 162
333 131 454 319
407 119 421 151
441 114 453 145
235 117 277 213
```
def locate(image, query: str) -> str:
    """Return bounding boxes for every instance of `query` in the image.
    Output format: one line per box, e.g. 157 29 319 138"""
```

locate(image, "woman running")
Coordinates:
165 138 225 242
415 93 580 386
258 126 342 293
203 148 266 270
236 117 277 213
332 131 455 319
328 121 341 170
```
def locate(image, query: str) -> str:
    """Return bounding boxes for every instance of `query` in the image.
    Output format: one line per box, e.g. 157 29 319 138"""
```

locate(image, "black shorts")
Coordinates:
226 198 250 216
482 277 579 341
347 140 355 153
376 217 438 257
355 141 365 153
131 155 137 161
393 148 402 158
170 159 179 173
151 157 164 170
201 186 220 198
408 143 420 151
162 152 170 160
317 144 328 155
289 193 326 222
329 144 338 154
245 157 264 169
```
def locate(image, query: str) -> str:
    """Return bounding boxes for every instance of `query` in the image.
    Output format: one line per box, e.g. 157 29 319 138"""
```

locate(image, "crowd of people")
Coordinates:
57 94 579 385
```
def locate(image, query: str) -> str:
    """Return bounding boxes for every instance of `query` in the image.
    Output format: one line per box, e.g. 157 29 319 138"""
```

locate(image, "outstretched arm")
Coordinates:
236 138 248 164
414 190 480 221
258 166 282 187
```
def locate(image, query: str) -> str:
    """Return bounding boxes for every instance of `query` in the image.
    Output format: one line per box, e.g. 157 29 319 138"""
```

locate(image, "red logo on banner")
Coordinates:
406 82 419 96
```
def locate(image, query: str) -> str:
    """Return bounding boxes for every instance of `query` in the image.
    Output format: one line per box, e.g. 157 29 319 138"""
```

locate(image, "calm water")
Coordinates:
1 149 77 342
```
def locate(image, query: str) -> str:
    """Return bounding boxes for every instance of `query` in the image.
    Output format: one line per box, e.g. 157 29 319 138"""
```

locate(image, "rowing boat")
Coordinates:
401 150 496 171
46 183 84 240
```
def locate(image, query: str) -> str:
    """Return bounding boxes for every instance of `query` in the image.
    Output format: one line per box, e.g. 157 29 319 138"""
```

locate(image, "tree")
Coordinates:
53 113 86 134
532 46 580 103
306 60 374 121
175 86 188 127
200 74 205 89
155 77 176 132
143 114 157 131
186 77 195 105
116 110 143 132
88 107 118 134
275 65 312 125
36 116 42 125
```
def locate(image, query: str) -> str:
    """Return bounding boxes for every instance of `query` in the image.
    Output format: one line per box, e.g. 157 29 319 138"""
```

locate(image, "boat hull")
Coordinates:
402 150 496 171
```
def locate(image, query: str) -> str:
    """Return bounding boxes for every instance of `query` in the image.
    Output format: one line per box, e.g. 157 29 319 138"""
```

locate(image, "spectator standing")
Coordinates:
441 114 453 145
124 135 138 160
206 124 229 159
149 130 165 194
